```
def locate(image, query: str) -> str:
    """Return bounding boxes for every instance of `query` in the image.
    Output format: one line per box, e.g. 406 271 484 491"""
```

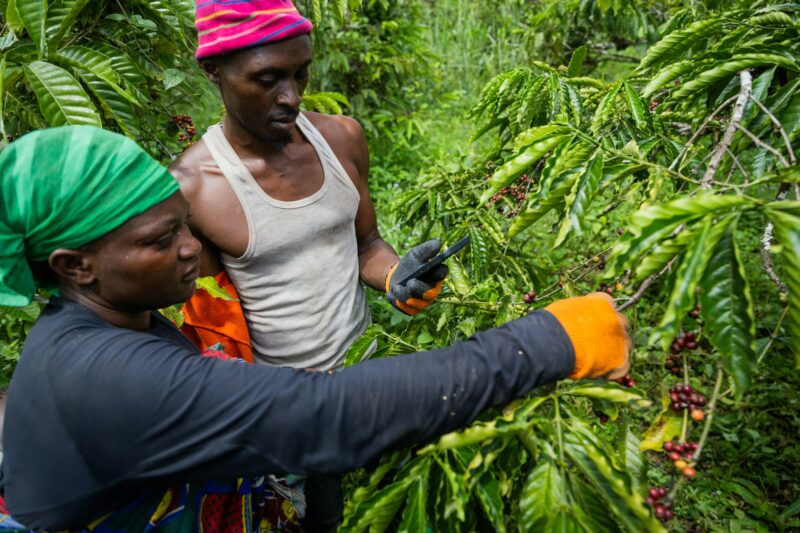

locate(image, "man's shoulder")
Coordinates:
169 138 217 198
303 111 365 145
303 111 368 176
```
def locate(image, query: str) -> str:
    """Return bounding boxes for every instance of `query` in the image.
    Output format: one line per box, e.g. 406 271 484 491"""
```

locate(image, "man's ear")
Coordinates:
198 59 221 84
48 249 97 286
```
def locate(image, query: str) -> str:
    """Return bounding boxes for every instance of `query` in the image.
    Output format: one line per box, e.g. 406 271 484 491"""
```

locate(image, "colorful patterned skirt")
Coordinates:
0 476 304 532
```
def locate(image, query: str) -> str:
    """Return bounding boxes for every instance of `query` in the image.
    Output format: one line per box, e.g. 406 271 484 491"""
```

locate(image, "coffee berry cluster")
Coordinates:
645 486 674 521
485 174 530 218
170 114 196 144
597 281 625 296
666 331 697 376
616 374 635 388
668 383 706 420
523 290 537 304
664 439 698 477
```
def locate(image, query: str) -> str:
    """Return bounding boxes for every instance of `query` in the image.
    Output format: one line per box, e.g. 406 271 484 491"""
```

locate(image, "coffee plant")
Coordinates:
2 0 798 530
342 2 800 531
0 0 359 154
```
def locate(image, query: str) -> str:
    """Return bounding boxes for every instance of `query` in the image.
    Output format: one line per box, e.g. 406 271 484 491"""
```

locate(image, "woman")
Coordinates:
0 126 630 531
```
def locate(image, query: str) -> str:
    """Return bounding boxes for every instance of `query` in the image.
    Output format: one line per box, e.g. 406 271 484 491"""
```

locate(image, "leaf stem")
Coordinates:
617 257 677 311
437 297 500 309
691 366 724 462
757 306 788 365
669 94 739 171
680 356 690 442
747 95 797 165
553 390 566 464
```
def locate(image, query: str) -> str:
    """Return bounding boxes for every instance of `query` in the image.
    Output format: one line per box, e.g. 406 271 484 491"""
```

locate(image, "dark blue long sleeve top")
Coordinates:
0 298 574 529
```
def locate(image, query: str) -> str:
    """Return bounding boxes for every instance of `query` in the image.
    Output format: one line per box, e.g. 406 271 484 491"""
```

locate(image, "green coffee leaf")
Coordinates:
564 424 665 532
555 150 603 246
16 0 47 56
46 0 91 50
195 276 236 301
481 128 572 203
639 17 725 70
700 221 756 395
765 202 800 367
640 406 683 452
624 83 649 130
24 60 101 126
341 456 431 532
397 469 429 533
608 193 752 278
566 383 652 409
567 45 587 77
162 68 185 90
475 472 506 532
79 70 140 137
674 54 799 100
344 324 383 367
520 457 567 530
654 215 735 347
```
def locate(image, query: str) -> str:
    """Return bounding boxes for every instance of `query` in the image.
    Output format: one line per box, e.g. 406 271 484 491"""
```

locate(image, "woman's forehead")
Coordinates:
102 192 188 242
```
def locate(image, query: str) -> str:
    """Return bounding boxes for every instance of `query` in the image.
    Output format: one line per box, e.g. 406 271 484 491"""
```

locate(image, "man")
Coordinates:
0 127 630 530
171 6 447 526
171 0 445 372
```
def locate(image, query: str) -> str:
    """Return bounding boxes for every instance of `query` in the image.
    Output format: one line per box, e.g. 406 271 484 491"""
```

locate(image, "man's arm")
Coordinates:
169 145 227 277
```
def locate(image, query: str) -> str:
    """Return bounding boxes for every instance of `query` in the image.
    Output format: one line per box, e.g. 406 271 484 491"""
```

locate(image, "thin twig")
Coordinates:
724 147 750 182
736 124 790 167
691 366 725 461
617 257 678 311
701 71 753 188
747 95 797 165
757 306 788 365
669 94 738 171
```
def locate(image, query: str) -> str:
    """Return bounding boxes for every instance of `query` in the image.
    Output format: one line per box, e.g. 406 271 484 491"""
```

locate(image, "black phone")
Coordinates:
397 236 471 285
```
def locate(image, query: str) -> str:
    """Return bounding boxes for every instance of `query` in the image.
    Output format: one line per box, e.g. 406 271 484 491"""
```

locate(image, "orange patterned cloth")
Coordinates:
180 271 254 363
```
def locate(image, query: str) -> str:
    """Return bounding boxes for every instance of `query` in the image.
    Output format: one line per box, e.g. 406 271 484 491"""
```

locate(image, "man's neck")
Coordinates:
221 115 299 158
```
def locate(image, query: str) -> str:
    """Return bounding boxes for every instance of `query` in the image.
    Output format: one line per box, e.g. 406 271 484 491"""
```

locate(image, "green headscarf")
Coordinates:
0 126 180 306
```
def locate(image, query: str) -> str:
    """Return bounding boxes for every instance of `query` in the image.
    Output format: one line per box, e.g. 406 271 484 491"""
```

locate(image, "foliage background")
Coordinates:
2 0 800 531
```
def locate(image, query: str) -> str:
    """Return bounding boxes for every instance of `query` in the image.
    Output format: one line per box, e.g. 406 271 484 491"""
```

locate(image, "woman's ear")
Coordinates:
48 249 97 286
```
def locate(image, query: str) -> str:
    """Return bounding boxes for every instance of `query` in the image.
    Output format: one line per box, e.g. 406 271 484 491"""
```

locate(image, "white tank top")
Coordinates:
202 114 371 370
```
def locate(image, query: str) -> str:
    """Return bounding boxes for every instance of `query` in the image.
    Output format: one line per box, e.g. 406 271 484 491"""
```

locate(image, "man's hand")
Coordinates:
545 292 631 380
385 239 449 316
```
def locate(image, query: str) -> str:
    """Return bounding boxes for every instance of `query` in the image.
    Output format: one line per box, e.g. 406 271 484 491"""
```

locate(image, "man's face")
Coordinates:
207 35 313 145
82 192 202 312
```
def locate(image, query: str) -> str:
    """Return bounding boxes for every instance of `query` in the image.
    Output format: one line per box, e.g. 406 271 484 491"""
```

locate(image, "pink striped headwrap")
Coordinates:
195 0 313 59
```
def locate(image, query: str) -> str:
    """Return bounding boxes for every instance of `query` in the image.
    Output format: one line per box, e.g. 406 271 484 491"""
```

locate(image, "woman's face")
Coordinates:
79 192 202 312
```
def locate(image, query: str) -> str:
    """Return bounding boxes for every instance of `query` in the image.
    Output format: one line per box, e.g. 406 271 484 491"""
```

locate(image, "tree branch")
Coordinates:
669 94 738 171
617 257 678 311
736 124 790 167
761 183 791 294
701 71 753 188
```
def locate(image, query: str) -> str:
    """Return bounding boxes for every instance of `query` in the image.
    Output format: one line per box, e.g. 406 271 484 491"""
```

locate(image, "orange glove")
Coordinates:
546 292 631 379
385 239 448 316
